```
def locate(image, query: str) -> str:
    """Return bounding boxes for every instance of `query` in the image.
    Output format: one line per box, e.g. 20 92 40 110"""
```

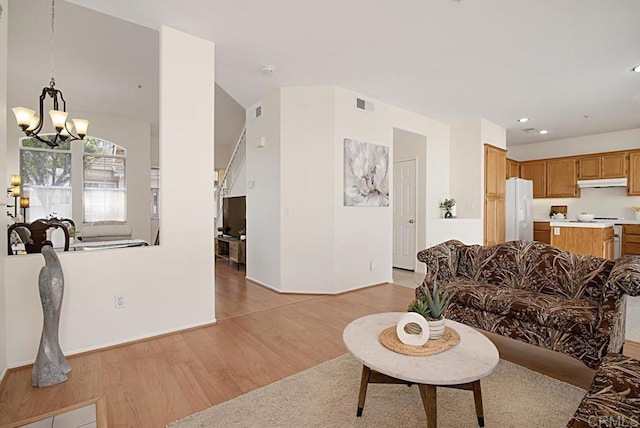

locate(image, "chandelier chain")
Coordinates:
50 0 55 87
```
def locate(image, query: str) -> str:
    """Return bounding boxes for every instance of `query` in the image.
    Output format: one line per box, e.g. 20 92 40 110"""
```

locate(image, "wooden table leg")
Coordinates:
357 365 371 417
472 380 485 427
419 384 437 427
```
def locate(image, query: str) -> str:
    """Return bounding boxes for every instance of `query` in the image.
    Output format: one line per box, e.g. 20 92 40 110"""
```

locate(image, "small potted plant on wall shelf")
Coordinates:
439 198 456 219
239 229 246 241
217 227 224 236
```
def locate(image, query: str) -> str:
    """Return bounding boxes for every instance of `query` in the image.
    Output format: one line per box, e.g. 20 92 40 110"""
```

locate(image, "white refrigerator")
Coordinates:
505 178 533 241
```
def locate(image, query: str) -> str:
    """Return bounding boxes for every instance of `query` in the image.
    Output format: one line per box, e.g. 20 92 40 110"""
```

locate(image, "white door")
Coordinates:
393 159 417 270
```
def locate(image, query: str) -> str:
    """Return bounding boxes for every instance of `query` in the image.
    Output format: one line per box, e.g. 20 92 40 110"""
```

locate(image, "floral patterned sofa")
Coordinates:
416 240 640 369
567 353 640 427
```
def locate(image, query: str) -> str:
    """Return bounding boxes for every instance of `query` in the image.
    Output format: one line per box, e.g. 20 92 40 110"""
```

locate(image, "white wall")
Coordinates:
450 119 482 218
280 86 335 292
507 128 640 161
394 128 427 272
245 91 281 289
0 0 9 380
533 187 640 221
214 84 245 170
2 26 216 366
333 86 450 290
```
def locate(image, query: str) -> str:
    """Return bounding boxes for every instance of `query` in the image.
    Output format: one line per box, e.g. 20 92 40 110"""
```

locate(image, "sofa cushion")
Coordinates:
463 241 613 301
438 278 599 334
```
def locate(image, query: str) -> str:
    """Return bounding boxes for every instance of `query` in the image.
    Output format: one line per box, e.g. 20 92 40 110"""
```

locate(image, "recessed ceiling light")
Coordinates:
633 65 640 73
517 117 529 123
539 130 549 135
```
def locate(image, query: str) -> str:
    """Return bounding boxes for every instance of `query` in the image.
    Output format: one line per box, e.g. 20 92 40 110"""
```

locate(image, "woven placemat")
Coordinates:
378 325 461 356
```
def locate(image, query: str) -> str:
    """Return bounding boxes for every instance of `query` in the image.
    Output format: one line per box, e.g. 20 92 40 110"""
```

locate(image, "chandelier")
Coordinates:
11 0 89 148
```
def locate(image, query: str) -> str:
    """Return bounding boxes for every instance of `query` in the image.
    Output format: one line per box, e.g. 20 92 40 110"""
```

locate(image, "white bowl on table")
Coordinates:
576 213 595 222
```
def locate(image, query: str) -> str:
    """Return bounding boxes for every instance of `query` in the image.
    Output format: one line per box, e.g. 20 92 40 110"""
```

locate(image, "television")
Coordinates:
222 196 246 238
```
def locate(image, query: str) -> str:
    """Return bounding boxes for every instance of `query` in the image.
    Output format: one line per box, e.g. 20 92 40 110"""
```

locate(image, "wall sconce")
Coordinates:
20 197 30 220
7 174 21 218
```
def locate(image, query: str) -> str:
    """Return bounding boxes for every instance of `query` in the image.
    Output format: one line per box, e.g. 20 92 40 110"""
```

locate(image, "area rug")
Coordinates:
167 354 585 427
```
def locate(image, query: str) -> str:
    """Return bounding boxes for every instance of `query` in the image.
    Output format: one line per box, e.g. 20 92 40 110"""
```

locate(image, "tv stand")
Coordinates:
215 236 245 270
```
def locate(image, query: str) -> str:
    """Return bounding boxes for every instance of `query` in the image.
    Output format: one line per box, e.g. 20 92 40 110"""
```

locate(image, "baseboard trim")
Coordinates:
245 276 389 295
8 318 217 370
0 366 8 392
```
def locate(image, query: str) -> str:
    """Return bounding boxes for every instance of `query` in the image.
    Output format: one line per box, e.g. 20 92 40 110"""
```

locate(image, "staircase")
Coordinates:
215 127 246 226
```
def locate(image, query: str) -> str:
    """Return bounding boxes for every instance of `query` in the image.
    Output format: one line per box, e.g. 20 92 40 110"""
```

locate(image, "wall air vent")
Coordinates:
255 105 262 118
521 128 538 133
356 97 374 112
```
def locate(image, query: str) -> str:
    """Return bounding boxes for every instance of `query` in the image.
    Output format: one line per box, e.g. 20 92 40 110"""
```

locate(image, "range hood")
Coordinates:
577 178 628 188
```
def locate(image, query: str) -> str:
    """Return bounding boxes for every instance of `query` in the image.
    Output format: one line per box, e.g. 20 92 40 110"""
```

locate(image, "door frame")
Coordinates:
393 157 418 271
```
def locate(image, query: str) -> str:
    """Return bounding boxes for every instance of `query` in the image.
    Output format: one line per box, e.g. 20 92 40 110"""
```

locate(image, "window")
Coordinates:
19 136 127 223
83 138 126 222
20 138 72 220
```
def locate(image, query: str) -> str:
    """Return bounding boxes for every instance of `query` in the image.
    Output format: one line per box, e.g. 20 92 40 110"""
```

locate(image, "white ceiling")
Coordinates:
22 0 640 146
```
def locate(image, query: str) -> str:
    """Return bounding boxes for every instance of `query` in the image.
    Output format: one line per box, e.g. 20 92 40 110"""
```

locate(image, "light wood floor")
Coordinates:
1 262 639 427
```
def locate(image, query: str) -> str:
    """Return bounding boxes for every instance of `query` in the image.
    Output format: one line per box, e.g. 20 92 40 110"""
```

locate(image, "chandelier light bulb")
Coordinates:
12 107 36 128
10 174 21 186
60 121 74 137
73 118 89 138
49 109 68 131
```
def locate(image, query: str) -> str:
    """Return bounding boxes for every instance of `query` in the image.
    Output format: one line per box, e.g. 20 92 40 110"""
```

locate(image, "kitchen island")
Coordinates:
549 221 614 259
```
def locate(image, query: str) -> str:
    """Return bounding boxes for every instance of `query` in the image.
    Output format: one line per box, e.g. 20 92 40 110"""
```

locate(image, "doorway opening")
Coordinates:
392 128 427 288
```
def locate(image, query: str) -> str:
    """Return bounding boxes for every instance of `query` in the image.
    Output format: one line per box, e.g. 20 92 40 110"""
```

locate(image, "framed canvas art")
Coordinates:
344 138 389 207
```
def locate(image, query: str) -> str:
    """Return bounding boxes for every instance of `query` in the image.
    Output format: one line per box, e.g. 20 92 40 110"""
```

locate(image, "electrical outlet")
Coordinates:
554 227 560 236
114 295 125 309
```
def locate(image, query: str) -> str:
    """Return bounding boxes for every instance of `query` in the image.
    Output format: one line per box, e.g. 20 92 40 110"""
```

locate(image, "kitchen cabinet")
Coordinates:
546 158 578 198
520 160 546 198
622 224 640 255
628 151 640 196
484 144 506 246
506 158 519 179
550 224 614 259
577 152 626 180
533 221 551 244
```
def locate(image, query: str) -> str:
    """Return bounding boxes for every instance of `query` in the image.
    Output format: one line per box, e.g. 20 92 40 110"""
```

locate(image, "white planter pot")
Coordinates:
427 318 445 340
240 235 246 241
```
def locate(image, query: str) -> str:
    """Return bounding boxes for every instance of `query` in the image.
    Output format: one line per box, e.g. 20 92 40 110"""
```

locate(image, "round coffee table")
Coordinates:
343 312 499 427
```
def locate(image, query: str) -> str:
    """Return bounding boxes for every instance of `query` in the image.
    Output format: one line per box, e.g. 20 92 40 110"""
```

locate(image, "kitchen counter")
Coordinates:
536 219 640 225
550 221 615 229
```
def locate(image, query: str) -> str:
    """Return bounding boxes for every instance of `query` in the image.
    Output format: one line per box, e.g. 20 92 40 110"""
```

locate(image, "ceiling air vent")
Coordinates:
255 105 262 118
521 127 538 133
356 97 374 112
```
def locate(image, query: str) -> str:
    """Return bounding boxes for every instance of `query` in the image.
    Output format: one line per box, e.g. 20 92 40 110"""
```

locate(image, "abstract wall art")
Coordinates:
344 138 389 207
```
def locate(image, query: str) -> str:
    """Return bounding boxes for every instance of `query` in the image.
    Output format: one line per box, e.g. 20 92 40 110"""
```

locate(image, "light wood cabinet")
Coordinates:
546 158 578 198
623 224 640 255
484 144 506 246
533 221 551 244
628 151 640 196
506 158 519 179
577 156 601 180
520 160 547 198
577 152 626 180
602 153 626 178
550 225 614 259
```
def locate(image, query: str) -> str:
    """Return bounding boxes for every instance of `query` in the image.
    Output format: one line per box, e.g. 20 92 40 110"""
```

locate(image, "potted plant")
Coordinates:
239 229 246 241
410 280 452 339
217 227 224 236
439 198 456 218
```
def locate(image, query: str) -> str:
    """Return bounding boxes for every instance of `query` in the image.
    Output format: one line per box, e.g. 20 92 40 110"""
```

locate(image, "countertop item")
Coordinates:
550 221 614 229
